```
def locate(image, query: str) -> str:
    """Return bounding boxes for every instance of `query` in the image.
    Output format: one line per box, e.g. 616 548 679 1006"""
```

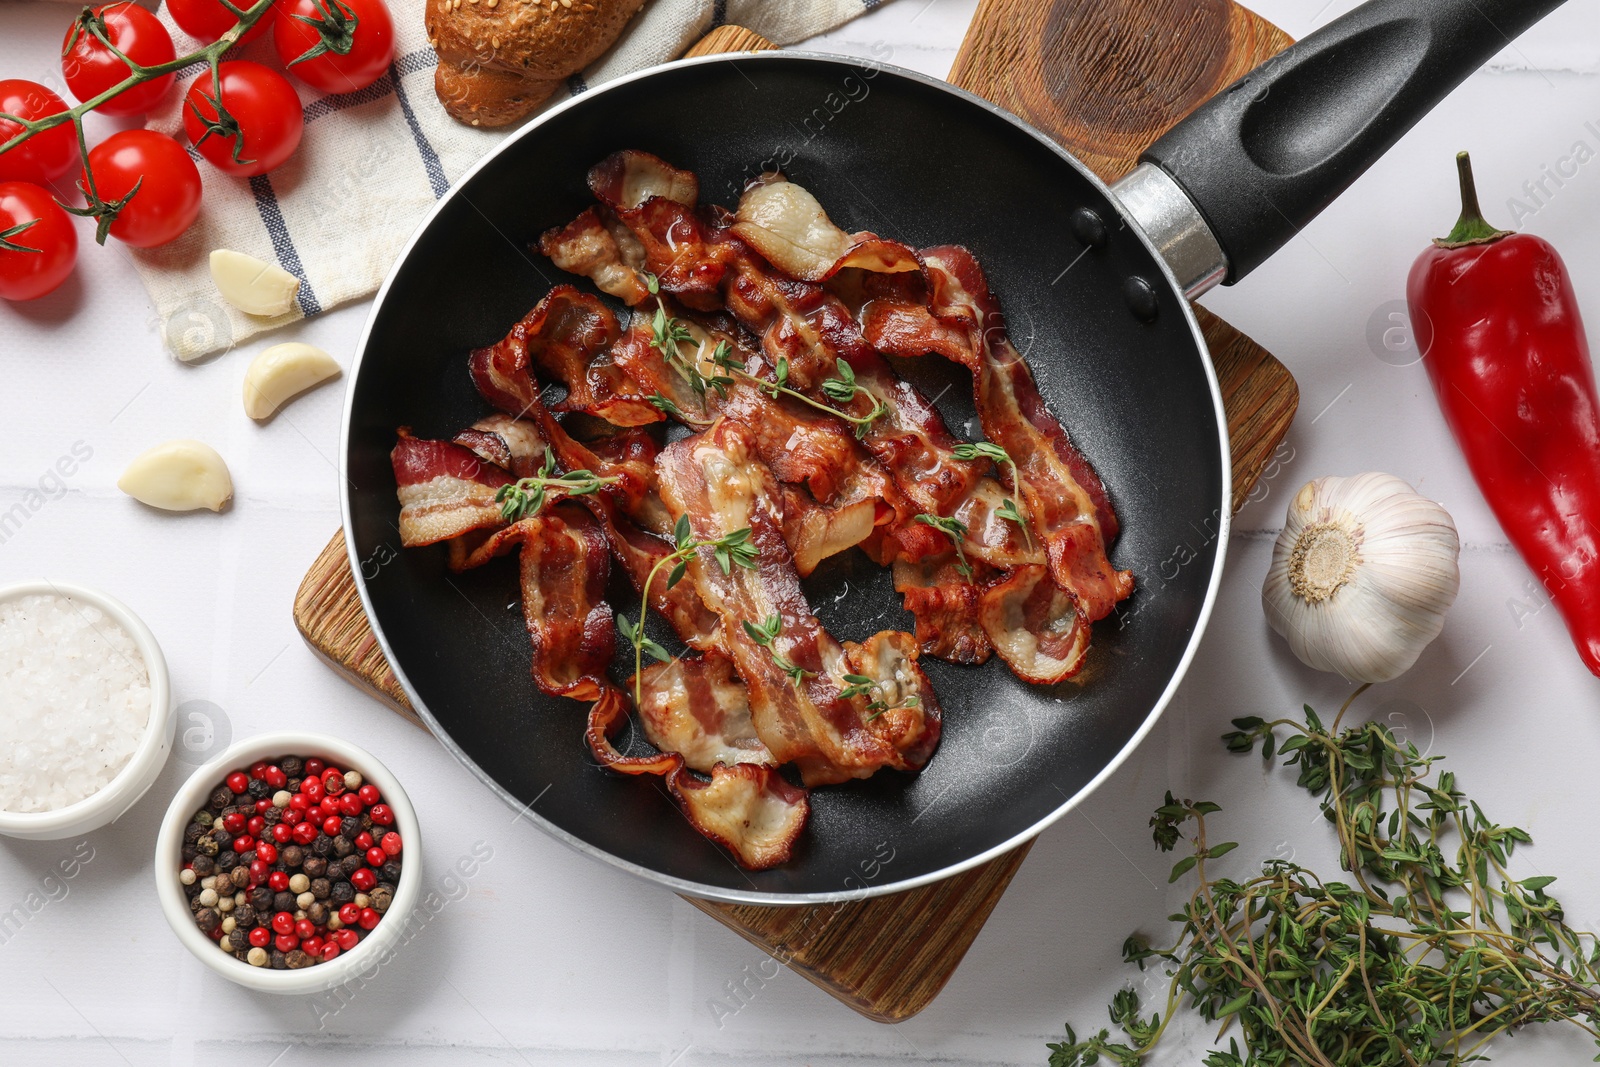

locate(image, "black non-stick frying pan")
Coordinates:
342 0 1565 903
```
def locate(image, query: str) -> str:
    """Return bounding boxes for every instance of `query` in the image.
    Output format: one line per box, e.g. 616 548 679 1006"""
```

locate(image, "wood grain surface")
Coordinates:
293 5 1301 1023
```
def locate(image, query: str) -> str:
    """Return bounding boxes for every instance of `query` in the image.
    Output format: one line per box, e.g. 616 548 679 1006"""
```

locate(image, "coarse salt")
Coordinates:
0 594 152 813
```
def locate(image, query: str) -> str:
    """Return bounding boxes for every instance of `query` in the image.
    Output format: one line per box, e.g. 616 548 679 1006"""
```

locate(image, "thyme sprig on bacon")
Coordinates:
952 440 1031 548
741 613 813 687
914 513 974 578
839 673 921 721
493 451 618 522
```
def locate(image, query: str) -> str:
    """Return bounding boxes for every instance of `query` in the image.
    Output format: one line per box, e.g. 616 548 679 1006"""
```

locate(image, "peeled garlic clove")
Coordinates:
243 343 341 420
118 440 233 513
210 249 300 317
1262 472 1460 683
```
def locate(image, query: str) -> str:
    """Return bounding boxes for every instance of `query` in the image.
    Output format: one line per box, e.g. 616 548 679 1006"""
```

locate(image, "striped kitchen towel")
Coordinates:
138 0 892 361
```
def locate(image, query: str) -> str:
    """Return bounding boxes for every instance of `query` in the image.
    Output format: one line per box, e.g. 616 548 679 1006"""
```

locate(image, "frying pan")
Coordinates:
342 0 1566 903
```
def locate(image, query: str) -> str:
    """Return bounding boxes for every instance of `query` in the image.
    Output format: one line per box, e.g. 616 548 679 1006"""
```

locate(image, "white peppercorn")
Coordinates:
217 895 235 913
198 887 219 907
179 868 196 886
273 790 293 808
343 770 363 791
247 946 269 967
296 891 315 910
288 873 310 895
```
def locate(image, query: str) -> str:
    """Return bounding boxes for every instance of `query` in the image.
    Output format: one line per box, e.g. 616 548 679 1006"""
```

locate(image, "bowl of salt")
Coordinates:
0 581 175 840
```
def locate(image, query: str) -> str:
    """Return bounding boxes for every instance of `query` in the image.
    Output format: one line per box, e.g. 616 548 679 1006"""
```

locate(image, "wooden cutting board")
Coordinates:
293 3 1299 1023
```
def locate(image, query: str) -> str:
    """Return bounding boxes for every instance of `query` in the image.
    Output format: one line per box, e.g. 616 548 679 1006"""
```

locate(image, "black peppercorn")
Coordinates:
282 845 305 869
194 810 213 827
181 843 199 862
250 887 274 913
332 835 354 858
280 756 303 777
369 885 394 914
247 778 271 800
229 928 250 952
285 949 312 969
330 882 354 905
184 823 204 845
234 903 256 928
196 836 220 857
339 816 360 839
216 850 238 872
231 866 250 890
208 787 232 811
271 949 288 970
184 881 202 900
273 891 297 914
359 813 374 833
195 907 220 933
301 855 326 878
190 854 215 877
310 877 331 900
262 806 282 826
380 861 402 884
307 902 329 926
311 834 332 857
233 949 250 963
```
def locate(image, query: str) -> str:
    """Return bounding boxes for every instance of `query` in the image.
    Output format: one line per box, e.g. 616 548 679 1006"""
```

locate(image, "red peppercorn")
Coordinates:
226 771 249 794
249 858 269 883
275 933 298 953
357 783 381 806
365 847 387 867
350 868 377 892
232 835 254 853
319 942 340 962
381 832 402 856
358 907 380 930
271 824 293 844
322 769 345 796
222 811 246 833
339 793 364 817
302 935 324 957
249 927 271 948
249 761 269 780
254 798 273 814
271 911 295 935
303 778 325 802
265 765 287 788
355 832 374 851
322 816 343 837
293 822 318 845
256 842 279 865
336 928 360 951
295 918 315 939
369 804 394 827
268 871 290 892
210 924 226 940
319 798 340 819
304 758 325 778
247 815 266 837
289 793 310 811
338 903 360 925
281 809 303 826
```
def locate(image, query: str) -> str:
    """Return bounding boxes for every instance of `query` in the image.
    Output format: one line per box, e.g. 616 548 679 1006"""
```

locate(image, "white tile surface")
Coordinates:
3 0 1600 1063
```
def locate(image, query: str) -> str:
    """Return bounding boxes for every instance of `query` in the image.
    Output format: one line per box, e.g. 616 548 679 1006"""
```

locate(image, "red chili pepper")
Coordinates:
1408 152 1600 675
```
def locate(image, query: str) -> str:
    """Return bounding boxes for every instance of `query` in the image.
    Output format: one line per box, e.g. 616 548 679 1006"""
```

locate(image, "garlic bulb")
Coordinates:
1262 473 1460 683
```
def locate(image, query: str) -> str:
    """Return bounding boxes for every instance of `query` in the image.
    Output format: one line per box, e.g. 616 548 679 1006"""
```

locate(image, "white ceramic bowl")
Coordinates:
155 732 422 994
0 580 175 840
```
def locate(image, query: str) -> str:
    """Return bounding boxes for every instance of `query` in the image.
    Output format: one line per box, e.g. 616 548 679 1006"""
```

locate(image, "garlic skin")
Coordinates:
1262 473 1460 683
117 440 233 513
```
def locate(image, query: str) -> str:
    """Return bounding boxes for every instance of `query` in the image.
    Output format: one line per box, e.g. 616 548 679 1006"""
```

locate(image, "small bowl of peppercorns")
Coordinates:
155 732 421 994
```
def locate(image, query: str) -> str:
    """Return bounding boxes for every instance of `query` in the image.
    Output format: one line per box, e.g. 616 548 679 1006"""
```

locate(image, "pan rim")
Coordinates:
340 49 1233 906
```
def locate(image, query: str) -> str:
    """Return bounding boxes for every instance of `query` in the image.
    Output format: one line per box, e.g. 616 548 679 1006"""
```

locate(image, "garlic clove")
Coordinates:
1262 472 1460 683
242 342 341 420
209 249 301 317
117 440 234 513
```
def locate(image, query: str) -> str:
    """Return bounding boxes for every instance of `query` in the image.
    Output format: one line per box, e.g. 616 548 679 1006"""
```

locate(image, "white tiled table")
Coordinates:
4 1 1600 1062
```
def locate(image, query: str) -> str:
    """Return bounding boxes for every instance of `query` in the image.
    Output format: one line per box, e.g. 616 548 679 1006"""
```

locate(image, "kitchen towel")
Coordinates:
135 0 891 361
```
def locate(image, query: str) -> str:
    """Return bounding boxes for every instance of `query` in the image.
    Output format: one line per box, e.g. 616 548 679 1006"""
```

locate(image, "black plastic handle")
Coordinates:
1140 0 1568 283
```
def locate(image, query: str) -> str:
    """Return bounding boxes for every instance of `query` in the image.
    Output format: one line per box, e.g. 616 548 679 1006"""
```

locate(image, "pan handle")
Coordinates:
1123 0 1569 291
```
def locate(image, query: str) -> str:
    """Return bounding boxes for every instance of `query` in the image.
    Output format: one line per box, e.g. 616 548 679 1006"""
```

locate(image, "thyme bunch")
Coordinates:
2 1 278 243
493 451 617 522
1049 686 1600 1067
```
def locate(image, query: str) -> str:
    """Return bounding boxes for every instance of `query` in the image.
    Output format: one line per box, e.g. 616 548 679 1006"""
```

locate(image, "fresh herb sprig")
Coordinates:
952 440 1031 548
839 674 920 721
620 514 758 709
642 273 886 437
914 513 974 578
1 1 278 244
493 451 618 522
741 614 812 686
1049 686 1600 1067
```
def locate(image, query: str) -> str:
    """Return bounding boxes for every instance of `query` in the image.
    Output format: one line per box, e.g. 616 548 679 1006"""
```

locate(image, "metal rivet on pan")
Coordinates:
1124 277 1159 323
1069 207 1108 249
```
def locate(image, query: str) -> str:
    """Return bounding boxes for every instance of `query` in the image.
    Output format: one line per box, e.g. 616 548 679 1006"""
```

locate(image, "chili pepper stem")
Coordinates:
1437 151 1513 248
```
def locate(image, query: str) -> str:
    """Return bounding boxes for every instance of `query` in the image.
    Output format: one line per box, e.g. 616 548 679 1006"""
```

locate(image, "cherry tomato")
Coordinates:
0 182 76 301
0 81 80 187
183 62 303 177
273 0 395 95
83 130 201 248
61 3 177 118
167 0 272 45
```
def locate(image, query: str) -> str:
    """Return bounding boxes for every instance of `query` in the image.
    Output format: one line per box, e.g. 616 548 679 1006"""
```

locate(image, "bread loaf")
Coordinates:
427 0 647 127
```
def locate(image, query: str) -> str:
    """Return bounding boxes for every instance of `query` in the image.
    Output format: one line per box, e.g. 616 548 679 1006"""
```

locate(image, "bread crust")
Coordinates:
427 0 646 127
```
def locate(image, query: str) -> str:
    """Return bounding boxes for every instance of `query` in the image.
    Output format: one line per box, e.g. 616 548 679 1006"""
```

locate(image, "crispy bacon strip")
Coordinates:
978 565 1093 684
632 653 773 772
391 432 511 547
868 245 1132 621
538 206 651 306
518 504 615 702
585 686 807 870
731 177 921 283
655 418 941 785
453 414 548 477
892 558 994 665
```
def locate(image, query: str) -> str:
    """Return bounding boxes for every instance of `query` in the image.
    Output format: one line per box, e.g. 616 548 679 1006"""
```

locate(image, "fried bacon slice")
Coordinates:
392 432 512 547
517 504 615 702
453 413 549 477
632 653 773 772
655 418 941 785
892 558 994 665
538 206 652 306
585 686 808 870
867 245 1132 622
978 565 1093 684
731 176 922 283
